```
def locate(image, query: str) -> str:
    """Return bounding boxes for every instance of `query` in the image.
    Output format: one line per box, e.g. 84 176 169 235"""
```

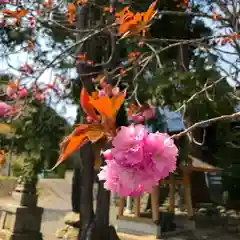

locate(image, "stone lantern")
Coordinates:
0 164 43 239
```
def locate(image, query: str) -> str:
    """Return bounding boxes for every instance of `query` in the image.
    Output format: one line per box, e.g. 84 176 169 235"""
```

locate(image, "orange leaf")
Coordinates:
76 0 88 5
67 3 76 24
80 88 100 122
112 93 125 113
0 150 6 166
85 124 106 143
143 0 159 23
18 9 28 17
0 9 27 17
89 94 125 119
52 134 88 170
89 96 114 119
63 135 87 158
92 138 107 169
73 124 89 135
117 0 159 39
52 123 105 170
115 7 134 23
119 21 136 36
8 83 18 89
74 123 106 142
59 124 89 152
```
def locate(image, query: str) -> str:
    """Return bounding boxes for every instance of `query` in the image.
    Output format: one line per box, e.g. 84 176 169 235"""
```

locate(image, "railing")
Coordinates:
117 169 194 223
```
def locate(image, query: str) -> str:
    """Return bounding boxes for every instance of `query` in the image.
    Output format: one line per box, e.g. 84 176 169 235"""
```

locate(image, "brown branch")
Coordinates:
156 10 228 22
172 112 240 139
176 75 227 113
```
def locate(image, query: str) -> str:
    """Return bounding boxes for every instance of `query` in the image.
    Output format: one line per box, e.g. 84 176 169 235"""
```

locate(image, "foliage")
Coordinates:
11 101 70 167
11 156 25 177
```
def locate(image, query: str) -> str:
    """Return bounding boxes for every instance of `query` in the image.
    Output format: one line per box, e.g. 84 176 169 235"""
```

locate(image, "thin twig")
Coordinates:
172 112 240 139
175 75 226 113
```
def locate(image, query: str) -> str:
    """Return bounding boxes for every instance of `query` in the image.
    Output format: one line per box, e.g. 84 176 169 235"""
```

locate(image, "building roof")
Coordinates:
155 107 185 133
155 103 240 133
187 155 221 172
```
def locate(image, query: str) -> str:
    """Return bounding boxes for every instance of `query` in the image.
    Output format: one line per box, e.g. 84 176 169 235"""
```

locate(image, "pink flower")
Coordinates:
111 125 147 167
145 132 178 176
0 101 13 118
129 114 145 123
98 161 130 196
142 107 156 120
6 86 17 98
98 89 107 97
20 64 33 74
0 0 10 3
18 88 27 98
98 161 145 197
112 124 148 150
86 116 94 123
98 125 178 197
102 149 113 160
33 93 45 102
112 87 120 96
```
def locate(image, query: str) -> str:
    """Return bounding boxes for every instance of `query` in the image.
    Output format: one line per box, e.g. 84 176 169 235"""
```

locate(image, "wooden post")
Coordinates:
152 184 160 239
183 169 193 218
169 174 175 213
134 197 141 217
151 184 160 223
119 198 125 216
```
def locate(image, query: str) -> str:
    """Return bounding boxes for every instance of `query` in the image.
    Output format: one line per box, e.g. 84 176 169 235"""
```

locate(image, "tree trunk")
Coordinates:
75 4 96 240
75 1 122 239
78 143 95 239
92 160 111 240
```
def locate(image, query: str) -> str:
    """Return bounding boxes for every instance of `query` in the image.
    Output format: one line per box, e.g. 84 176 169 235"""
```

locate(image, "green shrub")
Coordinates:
11 156 25 177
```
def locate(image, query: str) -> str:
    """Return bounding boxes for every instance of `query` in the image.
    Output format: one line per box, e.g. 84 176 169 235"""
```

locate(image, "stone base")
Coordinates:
0 229 42 240
0 179 17 198
116 217 157 236
0 203 43 240
12 191 38 207
55 226 78 239
116 215 195 238
64 212 80 227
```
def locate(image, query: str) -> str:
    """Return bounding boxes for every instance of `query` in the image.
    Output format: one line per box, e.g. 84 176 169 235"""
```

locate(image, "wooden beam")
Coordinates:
168 174 175 213
151 185 160 223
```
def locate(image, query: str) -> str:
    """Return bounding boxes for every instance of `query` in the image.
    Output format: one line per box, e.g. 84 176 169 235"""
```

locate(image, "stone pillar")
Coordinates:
0 178 43 240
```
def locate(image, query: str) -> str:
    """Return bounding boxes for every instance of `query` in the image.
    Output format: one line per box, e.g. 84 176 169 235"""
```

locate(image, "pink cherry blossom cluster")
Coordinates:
20 64 34 75
97 86 120 98
6 85 27 99
98 124 178 197
0 101 18 118
0 83 44 118
0 72 71 119
128 104 156 124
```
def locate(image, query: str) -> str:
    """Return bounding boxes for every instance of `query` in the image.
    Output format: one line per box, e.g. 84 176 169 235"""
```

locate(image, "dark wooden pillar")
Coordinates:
75 1 120 239
75 4 96 240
